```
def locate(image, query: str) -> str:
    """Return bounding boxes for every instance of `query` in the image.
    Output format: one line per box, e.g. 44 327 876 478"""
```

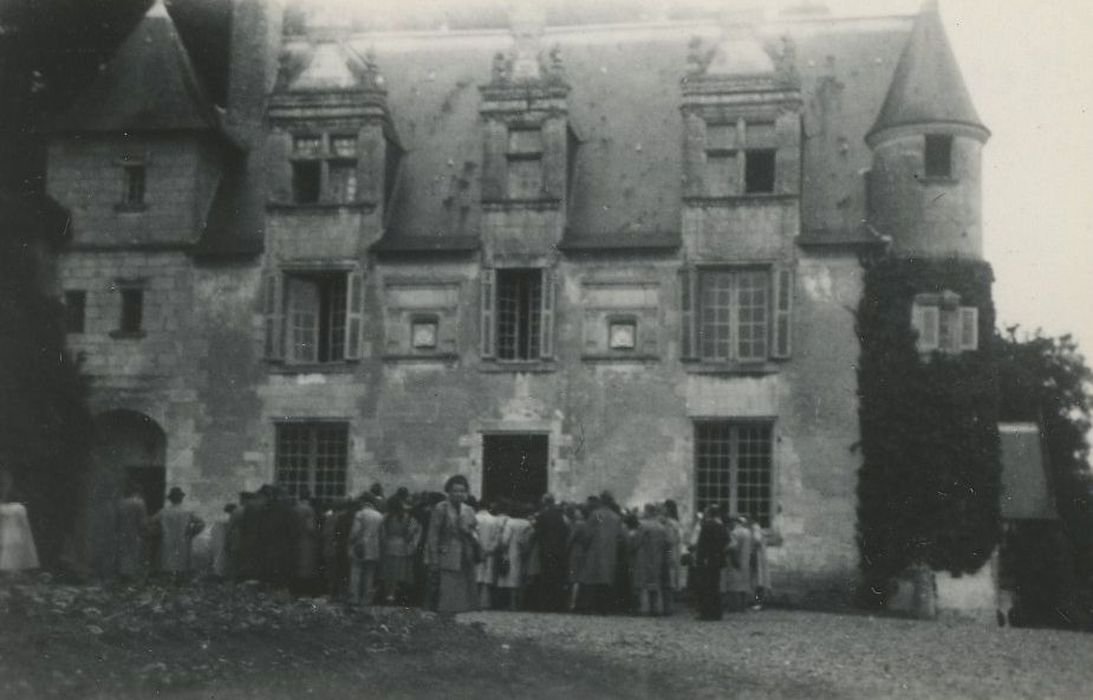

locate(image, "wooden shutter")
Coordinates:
262 271 284 361
959 306 979 351
482 120 508 201
680 267 698 360
480 267 496 358
914 305 940 352
344 270 364 360
772 266 793 358
539 268 555 360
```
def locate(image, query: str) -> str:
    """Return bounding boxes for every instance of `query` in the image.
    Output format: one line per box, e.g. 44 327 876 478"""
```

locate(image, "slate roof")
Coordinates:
48 0 226 136
354 13 918 251
866 1 988 143
998 423 1057 521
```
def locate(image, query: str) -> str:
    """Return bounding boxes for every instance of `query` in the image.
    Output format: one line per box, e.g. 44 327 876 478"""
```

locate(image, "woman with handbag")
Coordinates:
425 475 480 614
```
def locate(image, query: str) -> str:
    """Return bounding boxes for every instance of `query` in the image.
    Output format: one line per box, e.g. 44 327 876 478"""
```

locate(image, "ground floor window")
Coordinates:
275 422 349 505
694 421 773 527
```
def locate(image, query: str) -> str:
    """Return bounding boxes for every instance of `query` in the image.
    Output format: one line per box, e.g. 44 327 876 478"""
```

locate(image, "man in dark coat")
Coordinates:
695 504 729 621
576 493 625 614
533 494 570 612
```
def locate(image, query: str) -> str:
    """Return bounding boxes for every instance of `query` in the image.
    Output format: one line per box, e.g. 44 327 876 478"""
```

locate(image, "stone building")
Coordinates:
44 0 989 600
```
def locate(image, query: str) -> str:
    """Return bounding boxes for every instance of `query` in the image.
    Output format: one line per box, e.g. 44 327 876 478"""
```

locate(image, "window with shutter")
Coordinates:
959 306 979 351
480 268 496 358
539 268 555 359
270 270 357 366
772 267 793 358
263 273 285 361
680 268 697 361
344 271 364 360
912 304 940 352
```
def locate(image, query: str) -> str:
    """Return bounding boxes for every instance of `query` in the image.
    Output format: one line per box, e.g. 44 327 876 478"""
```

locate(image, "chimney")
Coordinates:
226 0 285 136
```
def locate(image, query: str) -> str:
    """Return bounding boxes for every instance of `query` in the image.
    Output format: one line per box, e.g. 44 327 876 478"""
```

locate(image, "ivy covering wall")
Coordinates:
855 256 1001 603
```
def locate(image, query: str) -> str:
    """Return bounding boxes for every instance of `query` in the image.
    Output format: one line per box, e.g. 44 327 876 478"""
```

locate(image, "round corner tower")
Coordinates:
865 1 989 260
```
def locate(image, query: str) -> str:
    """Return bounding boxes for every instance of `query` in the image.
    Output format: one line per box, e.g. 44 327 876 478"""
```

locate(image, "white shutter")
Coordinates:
480 268 496 359
680 267 697 360
959 306 979 351
915 305 940 352
344 270 364 360
539 268 555 360
263 271 285 361
771 266 793 358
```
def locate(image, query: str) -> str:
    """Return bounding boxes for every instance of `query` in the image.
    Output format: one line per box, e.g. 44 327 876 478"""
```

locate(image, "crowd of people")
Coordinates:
103 474 772 620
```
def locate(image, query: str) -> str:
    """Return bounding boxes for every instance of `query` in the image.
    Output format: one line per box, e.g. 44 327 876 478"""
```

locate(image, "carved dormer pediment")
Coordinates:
270 41 389 124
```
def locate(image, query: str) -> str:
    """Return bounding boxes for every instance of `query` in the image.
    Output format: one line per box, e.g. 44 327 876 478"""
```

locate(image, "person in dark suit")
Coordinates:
694 504 728 621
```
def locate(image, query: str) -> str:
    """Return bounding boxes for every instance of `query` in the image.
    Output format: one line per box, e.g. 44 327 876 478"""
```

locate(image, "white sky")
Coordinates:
308 0 1093 357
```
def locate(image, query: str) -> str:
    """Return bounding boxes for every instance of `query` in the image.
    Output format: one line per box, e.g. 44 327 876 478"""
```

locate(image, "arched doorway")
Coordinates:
85 410 166 577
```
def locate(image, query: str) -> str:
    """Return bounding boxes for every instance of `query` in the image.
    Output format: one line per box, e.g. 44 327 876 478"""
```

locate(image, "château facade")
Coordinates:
45 0 990 602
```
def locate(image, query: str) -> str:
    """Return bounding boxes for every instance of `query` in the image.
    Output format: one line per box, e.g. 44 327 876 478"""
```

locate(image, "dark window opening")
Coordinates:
695 421 773 527
119 288 143 333
122 164 145 206
496 269 542 361
285 272 347 364
292 161 322 204
924 134 953 178
275 422 348 510
744 149 776 194
64 290 86 334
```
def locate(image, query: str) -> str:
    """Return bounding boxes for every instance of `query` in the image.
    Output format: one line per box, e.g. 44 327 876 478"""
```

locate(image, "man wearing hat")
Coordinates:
150 486 205 583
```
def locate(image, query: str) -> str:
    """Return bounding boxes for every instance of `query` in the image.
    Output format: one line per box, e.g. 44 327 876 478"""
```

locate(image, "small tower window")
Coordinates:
506 127 544 199
744 150 776 194
119 288 144 334
64 290 86 334
121 163 146 207
924 135 953 178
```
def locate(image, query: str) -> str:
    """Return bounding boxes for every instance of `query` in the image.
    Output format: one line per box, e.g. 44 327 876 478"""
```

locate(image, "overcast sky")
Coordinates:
313 0 1093 356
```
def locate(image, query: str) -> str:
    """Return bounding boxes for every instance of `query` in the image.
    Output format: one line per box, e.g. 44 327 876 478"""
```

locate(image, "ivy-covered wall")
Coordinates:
855 256 1001 603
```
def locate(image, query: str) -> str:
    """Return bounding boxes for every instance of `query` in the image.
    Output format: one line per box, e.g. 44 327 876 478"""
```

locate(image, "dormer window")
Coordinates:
924 134 953 179
911 291 978 354
291 134 359 205
705 121 778 196
506 126 543 199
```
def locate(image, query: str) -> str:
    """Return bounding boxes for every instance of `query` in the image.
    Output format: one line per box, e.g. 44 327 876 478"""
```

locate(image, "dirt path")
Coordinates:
459 609 1093 699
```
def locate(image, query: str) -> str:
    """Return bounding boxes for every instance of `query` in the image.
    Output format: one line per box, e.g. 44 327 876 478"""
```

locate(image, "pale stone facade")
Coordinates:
45 0 988 602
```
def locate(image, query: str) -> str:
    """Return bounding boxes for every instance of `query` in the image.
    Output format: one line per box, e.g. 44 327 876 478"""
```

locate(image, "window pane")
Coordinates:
321 274 347 363
331 136 357 157
292 161 321 204
287 277 319 363
924 135 952 178
745 149 776 194
275 424 312 497
496 269 541 361
695 422 734 515
294 136 323 157
119 288 143 333
699 271 733 360
328 159 358 203
122 165 145 206
275 423 348 508
314 424 349 503
736 424 773 527
737 271 769 360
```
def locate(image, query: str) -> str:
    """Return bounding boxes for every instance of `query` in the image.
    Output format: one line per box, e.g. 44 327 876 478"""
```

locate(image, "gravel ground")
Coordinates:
459 608 1093 699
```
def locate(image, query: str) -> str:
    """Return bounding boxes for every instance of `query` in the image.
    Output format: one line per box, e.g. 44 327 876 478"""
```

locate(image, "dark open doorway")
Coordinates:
481 434 549 507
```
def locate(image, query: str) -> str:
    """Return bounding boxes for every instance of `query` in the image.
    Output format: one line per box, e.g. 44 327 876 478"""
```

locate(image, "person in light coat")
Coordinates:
425 475 479 614
496 503 532 610
349 494 384 607
150 487 204 583
725 516 754 612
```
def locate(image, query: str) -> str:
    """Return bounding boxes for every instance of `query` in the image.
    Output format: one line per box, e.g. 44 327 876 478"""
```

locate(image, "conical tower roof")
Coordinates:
49 0 223 134
866 1 988 145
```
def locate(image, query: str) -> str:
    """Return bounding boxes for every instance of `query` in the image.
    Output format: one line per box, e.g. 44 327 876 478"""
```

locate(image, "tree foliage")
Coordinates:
0 226 93 567
995 328 1093 605
855 257 1001 604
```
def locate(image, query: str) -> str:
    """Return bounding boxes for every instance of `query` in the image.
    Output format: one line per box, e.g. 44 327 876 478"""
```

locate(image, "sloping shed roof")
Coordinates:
999 422 1057 521
357 13 915 250
866 2 987 142
48 0 224 135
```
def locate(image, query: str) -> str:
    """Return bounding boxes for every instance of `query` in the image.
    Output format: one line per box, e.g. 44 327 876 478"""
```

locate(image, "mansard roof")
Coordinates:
866 2 988 143
48 0 225 136
363 13 915 249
